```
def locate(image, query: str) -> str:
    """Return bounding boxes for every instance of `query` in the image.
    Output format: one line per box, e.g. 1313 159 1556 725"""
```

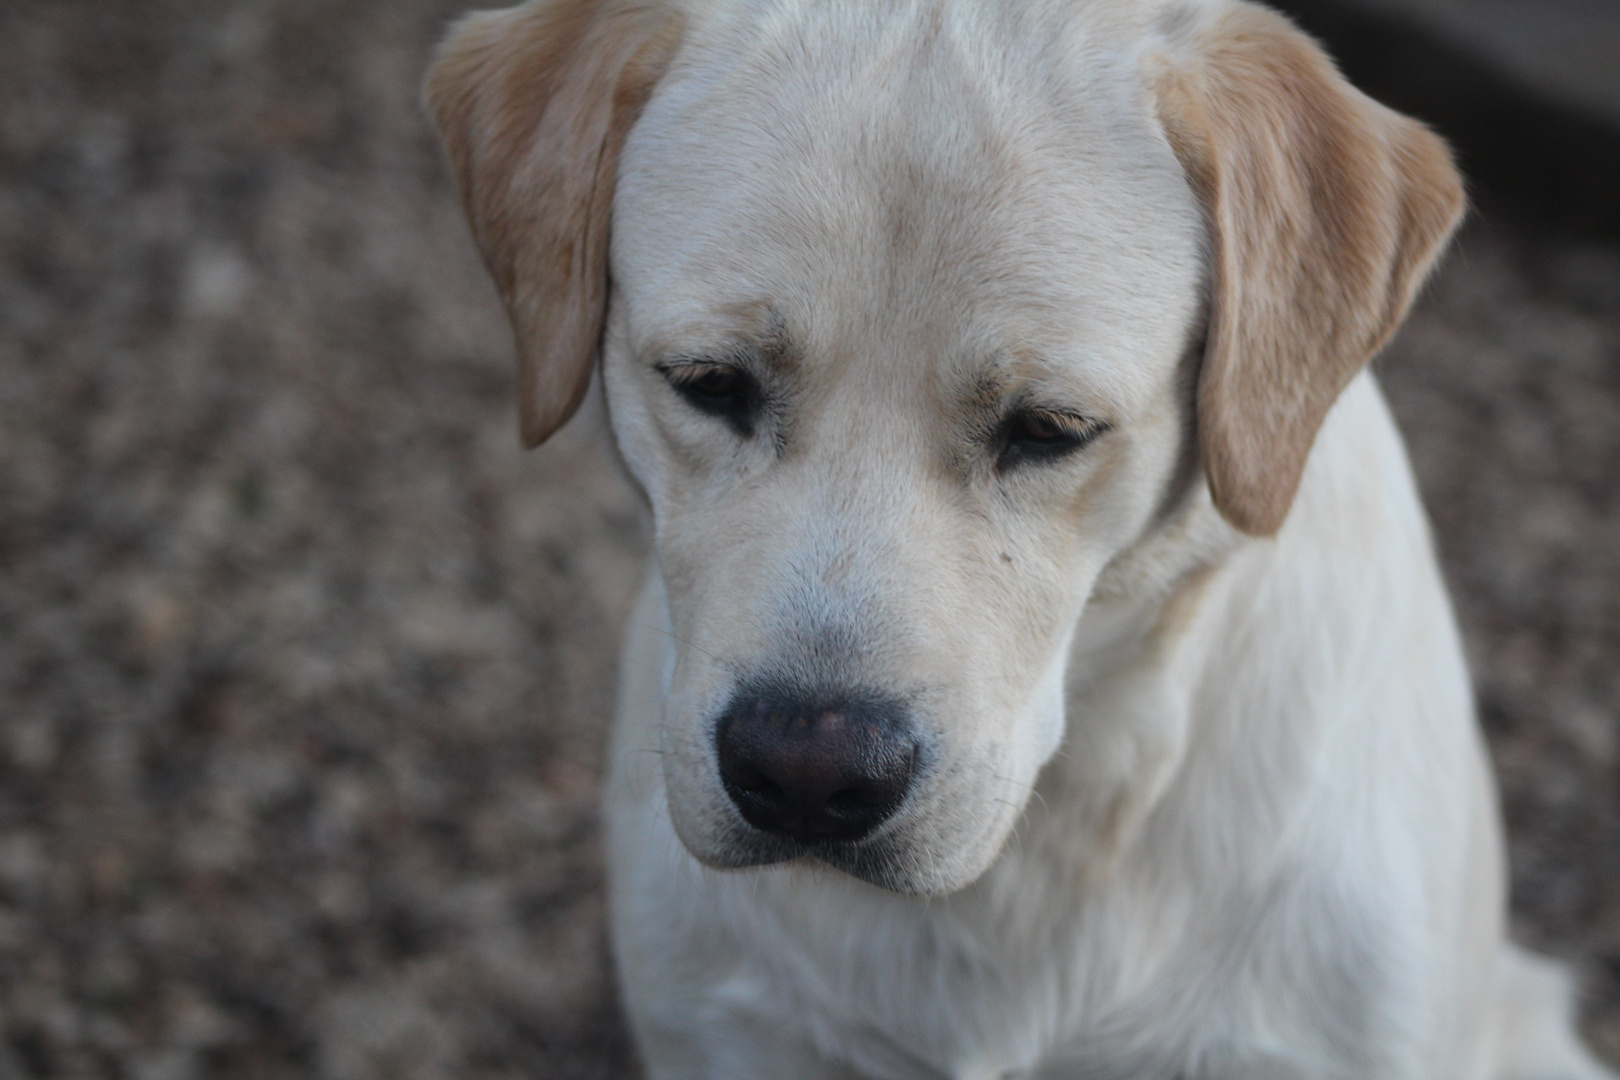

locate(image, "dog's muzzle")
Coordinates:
716 686 916 844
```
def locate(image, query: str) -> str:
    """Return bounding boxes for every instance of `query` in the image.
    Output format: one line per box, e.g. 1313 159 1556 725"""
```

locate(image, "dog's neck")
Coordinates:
1032 374 1444 888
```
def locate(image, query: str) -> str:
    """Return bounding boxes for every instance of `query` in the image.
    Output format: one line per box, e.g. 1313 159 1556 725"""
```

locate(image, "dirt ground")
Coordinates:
0 2 1616 1078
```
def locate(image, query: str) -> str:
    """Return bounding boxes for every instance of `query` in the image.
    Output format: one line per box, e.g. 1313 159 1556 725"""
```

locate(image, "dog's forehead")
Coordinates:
613 0 1203 388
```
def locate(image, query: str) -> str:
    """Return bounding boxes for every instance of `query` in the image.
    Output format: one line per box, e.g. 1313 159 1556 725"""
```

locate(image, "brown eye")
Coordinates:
658 361 761 436
683 366 742 399
1014 411 1072 444
996 408 1104 471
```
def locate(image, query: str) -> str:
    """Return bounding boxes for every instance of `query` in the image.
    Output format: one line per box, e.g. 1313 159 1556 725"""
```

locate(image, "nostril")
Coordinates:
828 782 898 809
728 767 784 801
824 785 888 815
715 687 916 844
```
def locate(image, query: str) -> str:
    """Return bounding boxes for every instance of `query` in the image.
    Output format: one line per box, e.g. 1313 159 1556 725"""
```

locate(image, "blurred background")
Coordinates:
0 0 1615 1077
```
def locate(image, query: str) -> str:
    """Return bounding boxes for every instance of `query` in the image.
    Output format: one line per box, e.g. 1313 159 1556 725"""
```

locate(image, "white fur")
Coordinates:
609 379 1609 1078
538 0 1620 1076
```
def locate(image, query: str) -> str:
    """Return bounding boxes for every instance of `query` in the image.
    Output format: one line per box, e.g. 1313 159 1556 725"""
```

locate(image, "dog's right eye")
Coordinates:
658 362 761 436
995 407 1106 472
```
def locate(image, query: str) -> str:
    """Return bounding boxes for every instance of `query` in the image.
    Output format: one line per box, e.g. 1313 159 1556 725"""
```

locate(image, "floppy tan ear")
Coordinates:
424 0 683 446
1153 2 1464 535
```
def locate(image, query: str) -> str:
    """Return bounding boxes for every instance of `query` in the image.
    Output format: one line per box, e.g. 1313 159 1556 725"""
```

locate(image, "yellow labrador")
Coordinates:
425 1 1615 1076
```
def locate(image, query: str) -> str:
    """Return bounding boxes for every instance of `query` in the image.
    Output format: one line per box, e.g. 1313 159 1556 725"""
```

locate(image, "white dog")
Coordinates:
425 0 1615 1076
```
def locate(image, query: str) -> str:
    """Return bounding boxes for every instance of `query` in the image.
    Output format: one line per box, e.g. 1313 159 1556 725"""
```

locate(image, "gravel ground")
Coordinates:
0 2 1616 1078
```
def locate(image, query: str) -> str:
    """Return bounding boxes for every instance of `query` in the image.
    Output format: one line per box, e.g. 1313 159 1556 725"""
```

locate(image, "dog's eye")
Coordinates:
997 408 1105 471
659 362 761 436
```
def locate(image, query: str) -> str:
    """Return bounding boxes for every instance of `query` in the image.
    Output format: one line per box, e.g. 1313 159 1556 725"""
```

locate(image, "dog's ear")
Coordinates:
1153 2 1464 535
425 1 683 446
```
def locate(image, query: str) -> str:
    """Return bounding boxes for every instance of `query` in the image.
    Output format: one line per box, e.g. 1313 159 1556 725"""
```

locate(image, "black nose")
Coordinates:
716 689 916 844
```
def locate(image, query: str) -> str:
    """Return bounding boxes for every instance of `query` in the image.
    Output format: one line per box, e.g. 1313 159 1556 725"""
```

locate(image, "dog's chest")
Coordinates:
688 826 1413 1080
702 860 1200 1080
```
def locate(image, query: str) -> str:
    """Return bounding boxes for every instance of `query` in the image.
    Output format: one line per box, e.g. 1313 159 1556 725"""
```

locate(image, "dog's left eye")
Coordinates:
659 362 761 436
996 408 1105 471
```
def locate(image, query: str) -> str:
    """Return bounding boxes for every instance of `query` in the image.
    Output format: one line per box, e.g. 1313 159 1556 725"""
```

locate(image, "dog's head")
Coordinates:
426 0 1461 894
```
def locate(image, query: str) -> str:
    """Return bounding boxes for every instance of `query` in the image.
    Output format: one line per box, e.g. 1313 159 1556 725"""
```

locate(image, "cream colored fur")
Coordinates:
424 0 1616 1076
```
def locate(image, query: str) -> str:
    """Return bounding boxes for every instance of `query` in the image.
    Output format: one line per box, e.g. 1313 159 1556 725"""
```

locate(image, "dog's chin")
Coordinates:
675 816 1005 897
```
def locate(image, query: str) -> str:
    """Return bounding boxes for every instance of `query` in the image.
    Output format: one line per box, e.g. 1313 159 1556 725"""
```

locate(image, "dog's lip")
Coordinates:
700 806 906 867
703 811 950 892
727 818 900 861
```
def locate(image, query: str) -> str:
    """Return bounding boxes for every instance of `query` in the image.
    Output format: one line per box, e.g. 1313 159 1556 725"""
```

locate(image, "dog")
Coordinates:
424 0 1616 1075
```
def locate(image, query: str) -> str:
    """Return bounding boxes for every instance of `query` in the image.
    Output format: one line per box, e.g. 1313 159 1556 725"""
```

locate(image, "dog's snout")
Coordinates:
717 691 915 844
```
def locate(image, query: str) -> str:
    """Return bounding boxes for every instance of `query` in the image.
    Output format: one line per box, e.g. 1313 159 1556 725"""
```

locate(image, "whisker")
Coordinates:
629 620 725 664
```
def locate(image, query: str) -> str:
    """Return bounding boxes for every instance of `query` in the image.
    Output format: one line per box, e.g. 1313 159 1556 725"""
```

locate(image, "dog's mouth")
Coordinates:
704 754 1008 897
712 820 934 894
